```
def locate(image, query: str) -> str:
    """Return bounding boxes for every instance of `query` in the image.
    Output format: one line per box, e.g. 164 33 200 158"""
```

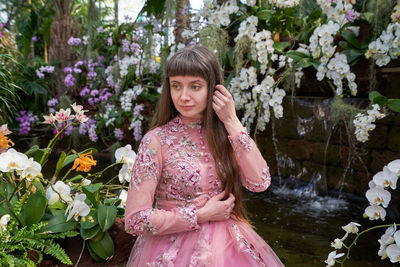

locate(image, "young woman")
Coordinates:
124 46 284 266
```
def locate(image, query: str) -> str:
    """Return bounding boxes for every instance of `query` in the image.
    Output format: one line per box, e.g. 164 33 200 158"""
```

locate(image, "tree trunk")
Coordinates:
174 0 190 45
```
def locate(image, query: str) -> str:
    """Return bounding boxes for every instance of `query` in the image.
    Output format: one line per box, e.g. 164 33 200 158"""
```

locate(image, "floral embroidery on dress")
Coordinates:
232 223 266 266
146 236 182 267
176 205 198 229
189 226 212 266
131 135 159 189
244 166 271 192
126 208 157 235
228 129 253 153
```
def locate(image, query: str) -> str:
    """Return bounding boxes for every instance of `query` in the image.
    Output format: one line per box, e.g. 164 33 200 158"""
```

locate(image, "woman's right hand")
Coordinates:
197 191 235 224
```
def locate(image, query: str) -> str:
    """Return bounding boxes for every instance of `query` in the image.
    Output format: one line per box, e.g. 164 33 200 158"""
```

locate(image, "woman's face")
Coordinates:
170 75 208 120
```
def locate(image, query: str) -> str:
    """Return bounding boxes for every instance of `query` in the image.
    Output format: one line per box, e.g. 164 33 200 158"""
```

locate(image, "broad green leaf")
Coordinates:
41 210 79 233
342 49 364 66
360 12 374 23
87 239 105 262
388 99 400 113
69 174 84 183
33 148 51 164
97 204 117 232
20 192 47 227
82 183 103 207
24 145 39 157
257 9 275 21
87 231 114 261
273 42 290 53
81 225 101 240
81 210 98 229
369 91 382 101
341 30 361 49
55 151 67 177
371 95 388 106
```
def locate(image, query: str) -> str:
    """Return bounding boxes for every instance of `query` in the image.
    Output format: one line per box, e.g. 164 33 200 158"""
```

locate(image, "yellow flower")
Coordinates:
71 151 97 172
0 132 14 149
155 56 161 63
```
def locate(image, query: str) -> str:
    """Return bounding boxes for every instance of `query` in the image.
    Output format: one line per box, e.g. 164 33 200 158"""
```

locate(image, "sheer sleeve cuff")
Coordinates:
228 128 253 153
126 208 157 235
177 205 199 230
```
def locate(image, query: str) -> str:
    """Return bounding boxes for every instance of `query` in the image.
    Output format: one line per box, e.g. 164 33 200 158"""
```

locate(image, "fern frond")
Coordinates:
43 240 73 265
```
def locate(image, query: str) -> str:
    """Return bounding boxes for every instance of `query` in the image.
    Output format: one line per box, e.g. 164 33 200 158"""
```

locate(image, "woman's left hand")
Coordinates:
212 85 243 136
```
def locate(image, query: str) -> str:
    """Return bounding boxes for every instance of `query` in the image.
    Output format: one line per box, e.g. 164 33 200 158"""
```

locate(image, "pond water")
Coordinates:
245 180 396 267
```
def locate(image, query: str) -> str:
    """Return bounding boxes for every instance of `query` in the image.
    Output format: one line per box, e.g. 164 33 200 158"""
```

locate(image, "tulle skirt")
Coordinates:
127 219 284 267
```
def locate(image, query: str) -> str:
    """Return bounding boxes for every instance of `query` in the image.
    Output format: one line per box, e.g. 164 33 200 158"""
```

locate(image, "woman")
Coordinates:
124 46 284 266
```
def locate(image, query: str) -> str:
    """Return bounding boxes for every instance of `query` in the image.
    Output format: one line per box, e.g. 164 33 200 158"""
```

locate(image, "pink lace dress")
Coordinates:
124 116 284 267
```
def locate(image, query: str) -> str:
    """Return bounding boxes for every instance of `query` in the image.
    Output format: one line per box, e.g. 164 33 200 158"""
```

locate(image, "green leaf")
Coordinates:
342 49 364 66
371 95 388 106
42 210 79 233
20 192 47 227
360 12 374 23
87 231 114 261
69 174 84 183
54 151 67 177
388 99 400 113
81 210 98 229
81 224 101 240
25 145 39 157
369 91 382 101
257 9 275 21
341 30 361 49
273 42 291 53
33 148 51 163
97 204 117 232
286 51 315 68
82 183 103 207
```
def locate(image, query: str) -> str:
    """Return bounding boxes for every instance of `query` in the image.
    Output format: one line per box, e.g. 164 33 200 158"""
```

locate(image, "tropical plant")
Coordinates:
0 103 134 264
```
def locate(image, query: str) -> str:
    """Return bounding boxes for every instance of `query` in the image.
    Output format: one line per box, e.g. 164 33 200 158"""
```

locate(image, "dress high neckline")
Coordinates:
178 115 203 128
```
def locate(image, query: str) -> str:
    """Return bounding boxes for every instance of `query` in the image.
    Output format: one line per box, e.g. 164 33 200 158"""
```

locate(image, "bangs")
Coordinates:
166 49 209 79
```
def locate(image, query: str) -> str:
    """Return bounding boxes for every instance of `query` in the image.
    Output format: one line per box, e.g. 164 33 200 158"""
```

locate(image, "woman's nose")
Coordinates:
180 88 190 101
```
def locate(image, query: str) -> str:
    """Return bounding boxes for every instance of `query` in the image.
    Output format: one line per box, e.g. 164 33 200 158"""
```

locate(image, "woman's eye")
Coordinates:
192 85 200 90
171 84 181 90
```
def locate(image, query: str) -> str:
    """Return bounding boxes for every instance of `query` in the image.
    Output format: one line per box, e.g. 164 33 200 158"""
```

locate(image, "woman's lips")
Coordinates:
180 105 194 110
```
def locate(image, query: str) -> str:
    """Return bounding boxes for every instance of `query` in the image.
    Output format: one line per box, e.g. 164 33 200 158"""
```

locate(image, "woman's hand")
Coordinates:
197 191 236 223
212 85 243 136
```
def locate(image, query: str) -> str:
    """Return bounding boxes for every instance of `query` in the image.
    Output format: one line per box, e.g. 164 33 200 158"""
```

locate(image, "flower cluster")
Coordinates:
36 65 55 79
326 160 399 266
43 103 88 127
268 0 300 8
234 15 258 42
115 144 137 183
364 160 399 221
0 124 14 151
207 0 239 26
0 148 42 181
391 2 400 23
67 37 81 46
365 22 400 67
47 97 59 113
16 110 38 135
316 0 359 27
353 104 386 143
46 181 91 221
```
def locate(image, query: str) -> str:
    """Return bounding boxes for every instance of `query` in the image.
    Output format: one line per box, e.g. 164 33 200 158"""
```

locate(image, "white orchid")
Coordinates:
118 157 135 183
365 186 391 208
331 238 344 249
0 124 12 135
0 214 10 233
46 181 73 205
388 159 400 176
365 205 386 221
386 232 400 263
115 144 137 164
55 108 75 122
0 149 30 172
118 189 128 208
373 166 398 190
325 250 345 266
342 222 361 234
66 193 90 221
378 224 397 259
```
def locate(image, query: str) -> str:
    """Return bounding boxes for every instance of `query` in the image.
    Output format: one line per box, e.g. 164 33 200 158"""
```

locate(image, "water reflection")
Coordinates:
245 179 395 267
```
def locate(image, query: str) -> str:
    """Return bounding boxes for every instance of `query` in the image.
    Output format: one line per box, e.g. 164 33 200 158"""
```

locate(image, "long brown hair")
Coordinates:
151 46 249 223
